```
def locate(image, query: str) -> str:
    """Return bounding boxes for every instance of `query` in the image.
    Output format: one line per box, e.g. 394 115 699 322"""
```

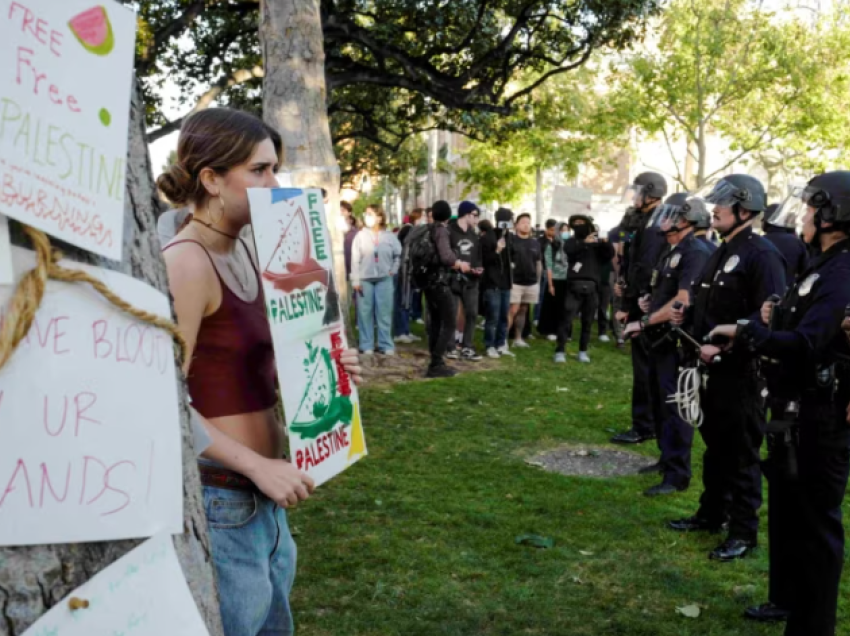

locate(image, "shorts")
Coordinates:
511 284 538 304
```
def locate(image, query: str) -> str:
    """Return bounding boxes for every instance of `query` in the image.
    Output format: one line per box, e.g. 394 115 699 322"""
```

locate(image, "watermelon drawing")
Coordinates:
68 6 115 56
263 205 329 293
290 347 352 440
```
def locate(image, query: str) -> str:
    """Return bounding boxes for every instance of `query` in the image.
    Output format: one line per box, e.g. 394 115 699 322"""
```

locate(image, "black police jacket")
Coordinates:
624 210 668 317
691 227 786 342
763 225 808 287
739 239 850 447
649 233 712 313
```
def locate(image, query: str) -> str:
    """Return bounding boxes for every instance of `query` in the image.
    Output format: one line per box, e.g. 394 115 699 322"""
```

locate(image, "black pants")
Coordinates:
630 334 657 438
560 281 598 352
425 284 457 366
454 282 479 349
696 362 765 540
648 339 693 486
764 403 850 636
597 283 612 336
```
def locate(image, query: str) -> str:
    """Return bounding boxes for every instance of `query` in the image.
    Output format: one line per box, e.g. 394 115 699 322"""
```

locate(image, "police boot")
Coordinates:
644 480 689 497
668 515 728 533
610 429 656 444
744 602 789 623
709 537 757 561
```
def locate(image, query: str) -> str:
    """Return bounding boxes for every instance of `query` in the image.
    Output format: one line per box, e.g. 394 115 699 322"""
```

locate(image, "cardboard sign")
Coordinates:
0 213 11 284
248 187 366 486
551 185 593 219
23 535 210 636
0 0 136 259
0 247 183 546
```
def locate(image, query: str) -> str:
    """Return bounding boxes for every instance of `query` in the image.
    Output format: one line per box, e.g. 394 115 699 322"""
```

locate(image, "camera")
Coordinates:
497 221 513 230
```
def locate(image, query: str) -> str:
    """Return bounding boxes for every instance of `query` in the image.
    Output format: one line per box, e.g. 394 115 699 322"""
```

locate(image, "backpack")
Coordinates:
401 224 441 306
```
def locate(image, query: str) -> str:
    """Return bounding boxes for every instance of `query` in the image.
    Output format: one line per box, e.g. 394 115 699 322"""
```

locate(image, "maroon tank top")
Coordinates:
163 239 277 418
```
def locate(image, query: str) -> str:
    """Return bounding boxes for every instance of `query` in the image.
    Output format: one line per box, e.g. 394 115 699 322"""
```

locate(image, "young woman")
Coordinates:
158 108 361 636
538 222 570 351
351 205 402 355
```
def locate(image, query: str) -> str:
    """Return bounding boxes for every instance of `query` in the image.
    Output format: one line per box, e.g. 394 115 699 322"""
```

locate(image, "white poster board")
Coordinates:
248 188 366 486
551 185 593 219
0 0 136 259
23 535 210 636
0 213 11 284
0 247 183 546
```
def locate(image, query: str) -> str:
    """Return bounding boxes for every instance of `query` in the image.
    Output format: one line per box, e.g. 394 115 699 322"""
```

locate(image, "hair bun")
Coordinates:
157 163 194 205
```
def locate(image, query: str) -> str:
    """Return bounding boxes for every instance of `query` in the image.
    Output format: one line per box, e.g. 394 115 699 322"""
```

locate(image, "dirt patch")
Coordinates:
526 444 656 478
360 345 502 385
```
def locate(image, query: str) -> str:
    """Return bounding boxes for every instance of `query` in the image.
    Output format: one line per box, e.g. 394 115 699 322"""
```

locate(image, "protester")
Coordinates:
158 108 361 636
539 223 570 360
536 220 559 335
351 205 402 355
394 209 423 344
508 213 542 349
560 215 614 363
481 208 515 358
448 201 484 361
596 225 614 344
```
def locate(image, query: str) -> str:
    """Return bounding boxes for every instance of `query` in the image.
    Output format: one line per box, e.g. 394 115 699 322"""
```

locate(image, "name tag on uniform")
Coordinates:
799 273 819 296
723 255 740 273
670 254 681 268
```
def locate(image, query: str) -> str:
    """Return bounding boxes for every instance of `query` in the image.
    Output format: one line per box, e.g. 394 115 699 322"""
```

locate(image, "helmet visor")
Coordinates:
703 179 753 208
766 186 806 231
622 183 656 205
649 202 686 231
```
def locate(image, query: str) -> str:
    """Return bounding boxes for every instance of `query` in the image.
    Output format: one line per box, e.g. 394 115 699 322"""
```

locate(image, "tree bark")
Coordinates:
535 166 544 227
260 0 348 329
0 81 223 636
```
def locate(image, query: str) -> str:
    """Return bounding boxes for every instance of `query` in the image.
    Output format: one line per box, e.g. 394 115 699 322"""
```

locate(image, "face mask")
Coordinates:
573 225 590 239
365 216 377 229
560 231 571 240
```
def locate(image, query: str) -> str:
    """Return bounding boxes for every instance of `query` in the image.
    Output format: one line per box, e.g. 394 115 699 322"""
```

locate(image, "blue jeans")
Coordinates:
204 485 297 636
392 273 410 336
484 288 510 349
534 278 546 321
410 288 423 321
357 276 395 352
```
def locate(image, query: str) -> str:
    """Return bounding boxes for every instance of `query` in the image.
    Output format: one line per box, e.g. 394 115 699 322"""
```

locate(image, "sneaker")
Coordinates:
394 335 413 344
408 334 422 342
486 347 500 359
527 333 536 340
513 339 530 349
578 351 590 363
381 349 396 357
426 364 457 379
445 349 461 360
554 352 566 364
497 345 515 357
461 348 482 361
616 339 625 349
547 334 557 342
599 335 611 343
415 318 425 325
361 350 374 356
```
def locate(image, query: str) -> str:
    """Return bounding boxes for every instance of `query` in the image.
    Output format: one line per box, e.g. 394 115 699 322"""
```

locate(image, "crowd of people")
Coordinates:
156 106 850 636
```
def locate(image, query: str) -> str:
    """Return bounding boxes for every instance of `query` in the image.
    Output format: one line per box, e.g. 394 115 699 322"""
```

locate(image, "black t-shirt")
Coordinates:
510 234 542 285
449 223 482 269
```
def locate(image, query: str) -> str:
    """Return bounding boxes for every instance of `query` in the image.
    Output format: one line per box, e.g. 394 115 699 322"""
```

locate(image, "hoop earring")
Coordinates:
207 196 225 226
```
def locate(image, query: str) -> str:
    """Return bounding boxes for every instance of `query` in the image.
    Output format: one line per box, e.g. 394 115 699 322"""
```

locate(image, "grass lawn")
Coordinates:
289 326 844 635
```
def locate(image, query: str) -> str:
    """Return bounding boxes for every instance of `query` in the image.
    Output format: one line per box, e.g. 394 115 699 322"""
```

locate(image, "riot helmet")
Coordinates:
769 172 850 236
686 197 711 229
702 174 766 213
623 172 668 211
650 192 690 234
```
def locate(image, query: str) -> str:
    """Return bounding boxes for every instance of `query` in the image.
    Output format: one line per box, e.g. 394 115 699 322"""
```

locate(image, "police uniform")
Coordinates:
696 234 718 254
688 228 786 543
739 248 850 635
645 233 712 489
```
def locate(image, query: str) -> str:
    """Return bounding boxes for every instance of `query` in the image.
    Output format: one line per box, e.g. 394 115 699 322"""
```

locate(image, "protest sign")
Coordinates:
0 213 11 284
0 0 136 259
551 185 593 219
0 247 183 546
248 187 366 486
23 534 210 636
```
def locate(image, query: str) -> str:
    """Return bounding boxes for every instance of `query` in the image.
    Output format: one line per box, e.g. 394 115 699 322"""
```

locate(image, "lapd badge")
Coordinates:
723 255 740 273
798 273 820 296
670 253 681 268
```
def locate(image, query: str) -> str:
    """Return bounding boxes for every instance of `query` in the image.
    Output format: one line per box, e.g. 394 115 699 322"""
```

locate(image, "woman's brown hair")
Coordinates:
365 204 388 229
157 108 283 206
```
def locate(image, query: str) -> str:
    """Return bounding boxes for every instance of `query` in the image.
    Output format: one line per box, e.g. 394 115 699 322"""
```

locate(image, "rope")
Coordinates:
0 225 187 372
667 365 703 428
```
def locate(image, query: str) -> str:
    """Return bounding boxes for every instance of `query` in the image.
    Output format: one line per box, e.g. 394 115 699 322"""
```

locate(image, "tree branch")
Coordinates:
660 125 686 188
136 0 208 77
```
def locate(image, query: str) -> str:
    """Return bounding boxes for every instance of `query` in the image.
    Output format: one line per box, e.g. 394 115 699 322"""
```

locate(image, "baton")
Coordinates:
671 300 721 364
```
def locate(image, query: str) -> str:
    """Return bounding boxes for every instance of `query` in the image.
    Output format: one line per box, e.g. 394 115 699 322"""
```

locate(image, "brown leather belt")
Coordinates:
198 464 260 494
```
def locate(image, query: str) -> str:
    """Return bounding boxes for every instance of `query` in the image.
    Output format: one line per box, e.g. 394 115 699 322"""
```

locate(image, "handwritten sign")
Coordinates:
0 213 11 284
248 188 366 486
0 247 182 546
551 185 593 219
0 0 136 259
23 535 211 636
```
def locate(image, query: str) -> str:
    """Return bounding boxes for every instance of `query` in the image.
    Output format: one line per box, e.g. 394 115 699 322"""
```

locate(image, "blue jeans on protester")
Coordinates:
357 276 395 352
484 288 510 349
204 485 297 636
392 273 410 336
410 288 423 321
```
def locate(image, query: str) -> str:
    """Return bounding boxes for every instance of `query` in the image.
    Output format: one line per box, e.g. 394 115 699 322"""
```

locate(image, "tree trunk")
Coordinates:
535 166 544 227
0 82 223 635
260 0 347 326
426 130 437 205
696 122 708 188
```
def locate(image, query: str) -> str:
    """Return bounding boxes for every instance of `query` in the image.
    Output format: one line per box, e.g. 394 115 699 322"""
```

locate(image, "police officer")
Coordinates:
762 202 808 286
667 175 786 561
611 172 669 444
708 171 850 635
624 194 712 495
690 198 718 254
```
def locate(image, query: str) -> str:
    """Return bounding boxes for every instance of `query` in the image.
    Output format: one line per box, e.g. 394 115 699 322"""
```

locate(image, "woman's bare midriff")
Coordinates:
204 408 286 460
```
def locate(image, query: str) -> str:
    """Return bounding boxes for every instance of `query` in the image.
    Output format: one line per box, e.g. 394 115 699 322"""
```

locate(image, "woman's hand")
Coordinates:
340 348 363 385
638 294 651 314
353 285 363 294
548 283 556 296
247 458 315 508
